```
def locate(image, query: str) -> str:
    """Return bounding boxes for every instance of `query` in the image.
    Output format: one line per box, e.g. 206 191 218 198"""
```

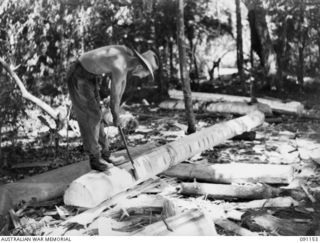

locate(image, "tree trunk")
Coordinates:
235 0 244 86
169 40 174 80
297 0 306 86
246 0 278 87
177 0 196 134
64 111 265 208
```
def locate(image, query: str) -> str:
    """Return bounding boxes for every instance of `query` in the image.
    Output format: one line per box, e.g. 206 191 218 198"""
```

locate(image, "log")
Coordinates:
178 182 282 200
163 163 293 184
242 211 311 236
169 89 305 115
0 161 90 217
63 167 135 208
64 111 265 208
214 218 259 236
159 99 272 116
227 196 300 210
0 143 158 216
132 209 217 236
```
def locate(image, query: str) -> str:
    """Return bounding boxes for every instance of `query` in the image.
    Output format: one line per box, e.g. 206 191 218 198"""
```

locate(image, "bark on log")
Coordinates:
215 218 259 236
169 89 304 115
64 111 265 208
132 209 217 236
163 163 293 184
159 99 272 116
178 182 282 200
0 143 158 216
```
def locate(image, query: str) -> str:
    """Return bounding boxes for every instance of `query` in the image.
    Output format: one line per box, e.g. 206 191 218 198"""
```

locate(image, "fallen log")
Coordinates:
214 218 259 236
169 89 304 115
242 210 311 236
159 99 272 116
227 196 300 210
0 143 158 216
0 161 90 217
178 182 282 200
64 111 265 208
132 209 217 236
163 163 293 184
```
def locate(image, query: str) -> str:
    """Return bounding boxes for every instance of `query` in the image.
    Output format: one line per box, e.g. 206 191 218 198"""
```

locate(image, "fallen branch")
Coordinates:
0 57 62 123
64 111 265 208
163 163 293 184
169 89 304 115
178 182 283 200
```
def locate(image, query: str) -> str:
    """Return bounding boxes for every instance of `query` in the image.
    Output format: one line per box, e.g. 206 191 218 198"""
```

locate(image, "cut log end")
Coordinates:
64 167 135 208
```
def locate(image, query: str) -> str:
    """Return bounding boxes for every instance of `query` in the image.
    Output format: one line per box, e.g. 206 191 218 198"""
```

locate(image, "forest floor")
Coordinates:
1 76 320 236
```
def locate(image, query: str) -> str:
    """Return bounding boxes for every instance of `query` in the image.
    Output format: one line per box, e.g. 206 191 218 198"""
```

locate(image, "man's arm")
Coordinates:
110 70 126 127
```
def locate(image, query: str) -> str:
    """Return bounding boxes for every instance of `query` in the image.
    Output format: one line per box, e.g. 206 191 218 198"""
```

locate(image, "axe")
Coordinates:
118 126 138 180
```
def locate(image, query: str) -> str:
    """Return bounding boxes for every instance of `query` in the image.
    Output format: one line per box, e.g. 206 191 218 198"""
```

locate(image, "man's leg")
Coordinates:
67 64 113 171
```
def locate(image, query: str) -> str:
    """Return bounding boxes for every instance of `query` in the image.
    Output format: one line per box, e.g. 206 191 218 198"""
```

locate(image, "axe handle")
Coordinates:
118 126 137 179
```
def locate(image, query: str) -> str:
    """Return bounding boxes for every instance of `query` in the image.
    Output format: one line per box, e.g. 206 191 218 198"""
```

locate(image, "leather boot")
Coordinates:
89 154 114 171
101 149 124 165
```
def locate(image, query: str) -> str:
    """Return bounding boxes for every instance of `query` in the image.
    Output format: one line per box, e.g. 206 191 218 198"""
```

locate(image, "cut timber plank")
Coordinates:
64 111 265 208
159 99 272 115
132 209 217 236
0 143 158 216
178 182 282 200
169 89 304 115
163 163 293 184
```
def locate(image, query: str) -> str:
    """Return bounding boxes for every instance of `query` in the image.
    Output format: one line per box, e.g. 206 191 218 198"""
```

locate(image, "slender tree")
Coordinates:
177 0 196 134
235 0 244 86
297 0 306 86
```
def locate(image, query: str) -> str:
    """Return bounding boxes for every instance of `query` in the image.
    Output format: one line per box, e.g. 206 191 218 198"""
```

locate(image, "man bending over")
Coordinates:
67 45 158 171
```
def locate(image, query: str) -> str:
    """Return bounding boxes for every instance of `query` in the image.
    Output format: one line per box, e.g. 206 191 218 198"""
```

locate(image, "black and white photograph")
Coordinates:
0 0 320 239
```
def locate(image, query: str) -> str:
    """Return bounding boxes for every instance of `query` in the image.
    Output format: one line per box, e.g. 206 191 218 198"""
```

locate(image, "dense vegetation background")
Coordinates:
1 0 320 165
